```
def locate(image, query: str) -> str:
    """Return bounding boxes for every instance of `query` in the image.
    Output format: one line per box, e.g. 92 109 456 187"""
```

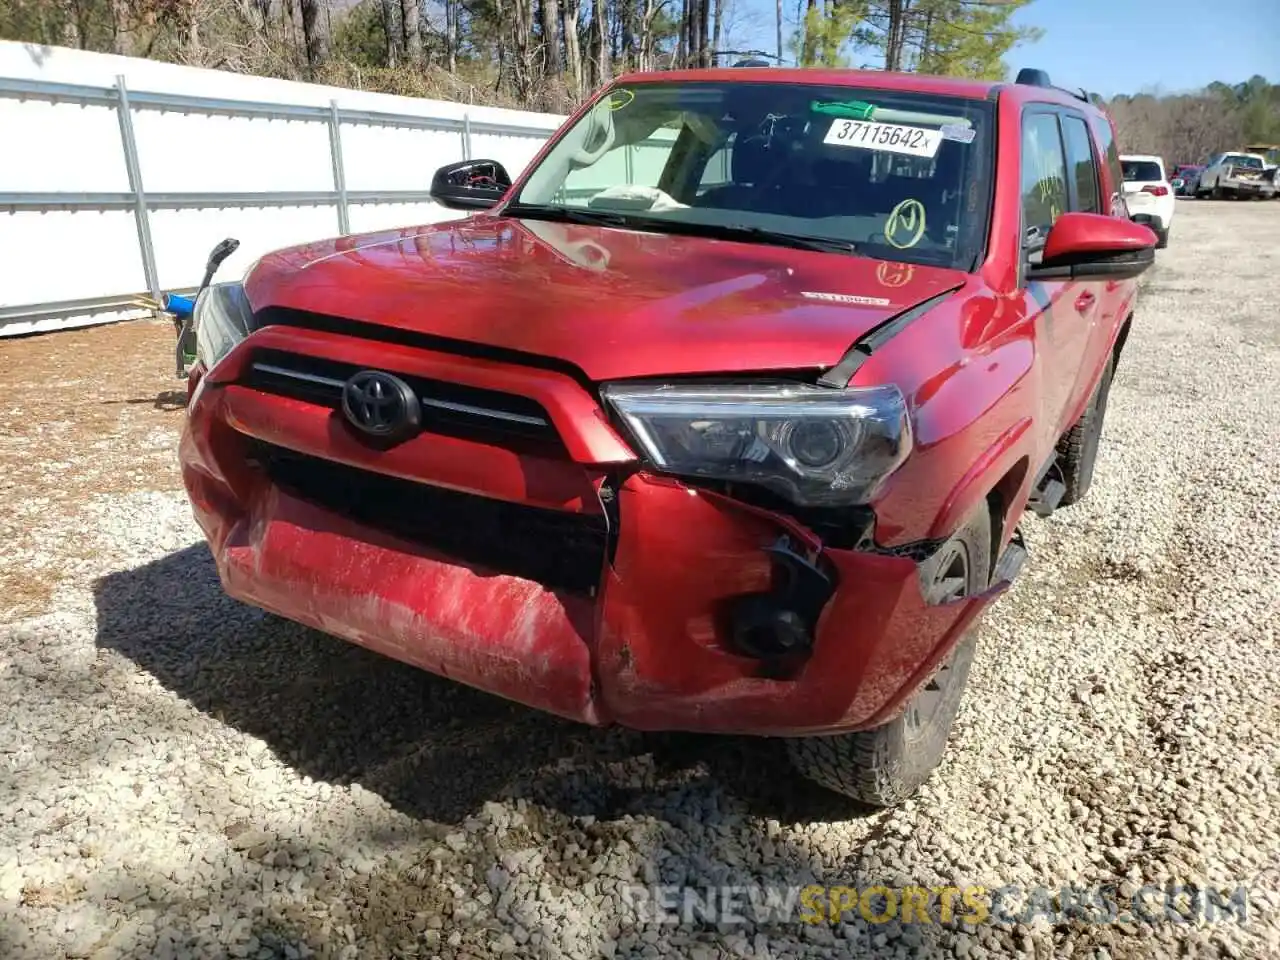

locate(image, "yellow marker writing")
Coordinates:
609 89 635 111
885 198 927 249
877 261 914 288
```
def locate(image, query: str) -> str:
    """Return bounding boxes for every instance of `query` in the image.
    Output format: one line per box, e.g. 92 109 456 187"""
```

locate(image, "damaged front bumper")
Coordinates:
181 338 1019 738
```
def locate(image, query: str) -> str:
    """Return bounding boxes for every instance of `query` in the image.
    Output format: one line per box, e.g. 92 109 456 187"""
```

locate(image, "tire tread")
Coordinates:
786 509 991 807
1057 354 1115 507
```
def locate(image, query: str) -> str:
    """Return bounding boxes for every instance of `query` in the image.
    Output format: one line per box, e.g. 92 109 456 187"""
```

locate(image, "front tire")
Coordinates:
1057 353 1115 508
786 508 992 807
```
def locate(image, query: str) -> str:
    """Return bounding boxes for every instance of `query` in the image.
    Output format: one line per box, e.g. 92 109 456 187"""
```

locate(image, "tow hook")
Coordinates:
727 537 834 661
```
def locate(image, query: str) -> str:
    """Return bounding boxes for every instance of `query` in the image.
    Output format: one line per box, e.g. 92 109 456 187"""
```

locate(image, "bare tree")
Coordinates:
711 0 722 64
561 0 582 94
109 0 132 54
402 0 422 63
676 0 688 65
1108 92 1247 166
776 0 783 63
381 0 400 66
539 0 561 77
506 0 538 101
444 0 458 72
300 0 329 73
884 0 909 71
592 0 609 84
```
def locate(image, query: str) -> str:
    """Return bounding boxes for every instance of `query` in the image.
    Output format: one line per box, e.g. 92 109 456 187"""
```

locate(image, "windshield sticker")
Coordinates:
608 89 635 111
876 262 915 288
824 119 943 159
940 123 976 144
802 291 892 307
885 199 927 249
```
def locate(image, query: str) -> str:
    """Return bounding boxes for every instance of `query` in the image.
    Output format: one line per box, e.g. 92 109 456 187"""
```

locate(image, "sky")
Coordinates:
728 0 1279 98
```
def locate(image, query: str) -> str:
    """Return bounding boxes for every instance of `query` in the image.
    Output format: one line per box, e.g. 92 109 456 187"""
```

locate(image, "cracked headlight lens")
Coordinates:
602 381 912 506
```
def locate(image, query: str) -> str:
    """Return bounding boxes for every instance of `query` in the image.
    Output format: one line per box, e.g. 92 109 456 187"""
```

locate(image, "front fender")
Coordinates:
926 417 1036 548
870 334 1039 549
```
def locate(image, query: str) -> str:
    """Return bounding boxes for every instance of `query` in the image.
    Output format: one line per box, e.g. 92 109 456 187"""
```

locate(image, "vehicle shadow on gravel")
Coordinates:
91 543 858 829
91 545 974 957
101 390 189 411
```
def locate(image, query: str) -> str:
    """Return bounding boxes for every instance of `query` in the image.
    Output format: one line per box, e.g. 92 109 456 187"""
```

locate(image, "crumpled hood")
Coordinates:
244 215 967 383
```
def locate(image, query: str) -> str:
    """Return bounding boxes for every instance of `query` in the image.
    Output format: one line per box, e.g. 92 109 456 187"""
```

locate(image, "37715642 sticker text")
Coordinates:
823 119 943 158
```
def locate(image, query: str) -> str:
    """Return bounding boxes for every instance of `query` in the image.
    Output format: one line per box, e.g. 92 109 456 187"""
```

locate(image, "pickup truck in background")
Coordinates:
1195 151 1276 200
1243 143 1279 198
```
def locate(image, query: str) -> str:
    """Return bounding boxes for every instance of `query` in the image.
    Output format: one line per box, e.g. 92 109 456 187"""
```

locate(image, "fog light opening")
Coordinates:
726 537 835 662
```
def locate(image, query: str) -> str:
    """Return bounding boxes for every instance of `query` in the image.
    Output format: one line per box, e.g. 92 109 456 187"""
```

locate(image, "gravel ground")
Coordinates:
2 199 1278 960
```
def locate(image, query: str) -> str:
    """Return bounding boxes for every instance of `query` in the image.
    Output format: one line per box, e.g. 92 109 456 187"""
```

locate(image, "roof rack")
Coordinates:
1014 67 1096 106
732 57 772 68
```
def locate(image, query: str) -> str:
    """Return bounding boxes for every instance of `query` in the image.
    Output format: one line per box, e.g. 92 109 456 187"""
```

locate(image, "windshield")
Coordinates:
510 81 996 270
1225 154 1264 170
1121 160 1164 182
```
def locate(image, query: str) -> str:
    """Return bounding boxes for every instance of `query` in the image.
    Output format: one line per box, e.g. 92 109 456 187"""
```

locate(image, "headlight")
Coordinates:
194 282 253 371
602 381 912 506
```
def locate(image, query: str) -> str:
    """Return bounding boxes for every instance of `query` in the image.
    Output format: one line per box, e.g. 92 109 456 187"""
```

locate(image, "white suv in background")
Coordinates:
1120 154 1175 248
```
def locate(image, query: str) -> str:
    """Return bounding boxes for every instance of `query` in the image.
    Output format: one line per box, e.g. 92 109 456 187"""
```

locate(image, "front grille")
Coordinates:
242 349 561 449
249 441 608 595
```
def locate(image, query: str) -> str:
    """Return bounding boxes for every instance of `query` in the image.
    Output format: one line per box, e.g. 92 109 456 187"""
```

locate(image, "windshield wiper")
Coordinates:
502 202 634 228
503 203 857 254
696 224 858 254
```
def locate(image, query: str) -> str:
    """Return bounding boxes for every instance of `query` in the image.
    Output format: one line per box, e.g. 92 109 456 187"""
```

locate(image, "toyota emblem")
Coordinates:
341 370 421 441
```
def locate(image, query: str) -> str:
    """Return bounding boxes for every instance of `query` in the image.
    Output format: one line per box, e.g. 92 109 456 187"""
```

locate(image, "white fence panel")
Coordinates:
0 41 569 336
0 99 128 191
1 212 146 304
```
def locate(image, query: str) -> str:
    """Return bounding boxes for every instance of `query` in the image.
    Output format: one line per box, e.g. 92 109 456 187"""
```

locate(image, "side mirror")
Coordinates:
206 237 240 277
197 237 240 296
430 159 513 210
1027 212 1157 282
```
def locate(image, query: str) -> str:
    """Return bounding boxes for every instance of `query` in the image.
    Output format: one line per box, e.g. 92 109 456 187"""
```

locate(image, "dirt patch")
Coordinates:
0 319 186 622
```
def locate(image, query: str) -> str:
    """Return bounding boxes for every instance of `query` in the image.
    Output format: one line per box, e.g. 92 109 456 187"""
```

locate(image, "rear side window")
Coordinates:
1061 115 1100 213
1092 115 1125 212
1225 154 1263 170
1020 113 1069 240
1121 159 1164 182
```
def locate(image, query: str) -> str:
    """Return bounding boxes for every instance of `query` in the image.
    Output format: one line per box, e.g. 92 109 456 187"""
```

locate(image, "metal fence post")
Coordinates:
327 100 351 235
462 112 473 161
114 75 161 302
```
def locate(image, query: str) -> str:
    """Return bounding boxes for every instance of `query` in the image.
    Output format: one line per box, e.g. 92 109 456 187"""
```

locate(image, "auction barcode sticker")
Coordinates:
824 119 943 158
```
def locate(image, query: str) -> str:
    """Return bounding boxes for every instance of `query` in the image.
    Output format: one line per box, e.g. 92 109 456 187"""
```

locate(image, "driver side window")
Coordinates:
1020 113 1069 249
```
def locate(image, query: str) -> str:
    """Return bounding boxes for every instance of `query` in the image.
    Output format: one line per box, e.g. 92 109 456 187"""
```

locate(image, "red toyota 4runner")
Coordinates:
180 67 1156 806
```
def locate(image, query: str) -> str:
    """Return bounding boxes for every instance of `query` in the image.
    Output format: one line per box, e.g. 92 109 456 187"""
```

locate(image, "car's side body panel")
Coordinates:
865 85 1135 551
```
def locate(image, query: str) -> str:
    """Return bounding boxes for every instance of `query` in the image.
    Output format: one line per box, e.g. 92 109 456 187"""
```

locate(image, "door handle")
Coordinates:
1074 291 1097 313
